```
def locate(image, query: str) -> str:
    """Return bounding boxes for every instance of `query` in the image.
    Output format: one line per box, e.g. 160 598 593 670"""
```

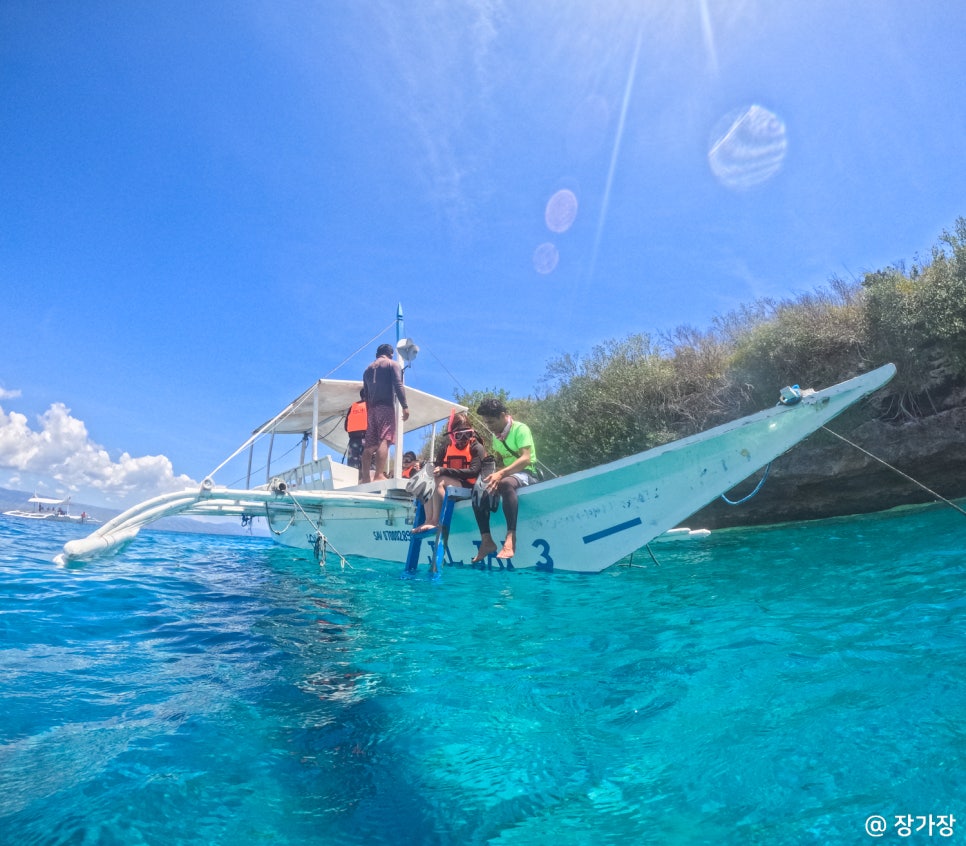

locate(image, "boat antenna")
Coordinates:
392 303 405 480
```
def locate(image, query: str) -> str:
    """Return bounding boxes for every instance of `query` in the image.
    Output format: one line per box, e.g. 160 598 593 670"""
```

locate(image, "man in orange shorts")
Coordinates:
359 343 410 482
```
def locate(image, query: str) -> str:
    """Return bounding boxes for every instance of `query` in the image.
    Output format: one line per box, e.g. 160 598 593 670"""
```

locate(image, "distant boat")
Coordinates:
5 495 100 525
58 308 896 573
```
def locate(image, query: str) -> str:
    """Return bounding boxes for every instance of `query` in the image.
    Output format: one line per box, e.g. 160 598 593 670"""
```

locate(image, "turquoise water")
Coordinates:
1 506 963 845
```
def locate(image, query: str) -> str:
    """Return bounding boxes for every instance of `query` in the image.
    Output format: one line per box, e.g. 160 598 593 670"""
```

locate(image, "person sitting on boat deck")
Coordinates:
344 389 367 472
401 451 422 478
471 398 538 562
360 343 410 482
415 412 485 533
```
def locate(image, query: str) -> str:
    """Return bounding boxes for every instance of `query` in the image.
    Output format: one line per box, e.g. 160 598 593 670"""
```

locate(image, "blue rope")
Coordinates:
720 462 772 505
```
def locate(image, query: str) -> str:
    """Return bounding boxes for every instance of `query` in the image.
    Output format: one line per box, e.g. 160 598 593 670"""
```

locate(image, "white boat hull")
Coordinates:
58 364 895 573
4 510 99 525
249 364 897 573
263 496 416 561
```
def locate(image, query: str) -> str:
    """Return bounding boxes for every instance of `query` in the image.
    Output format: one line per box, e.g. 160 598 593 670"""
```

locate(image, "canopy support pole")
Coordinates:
312 381 319 461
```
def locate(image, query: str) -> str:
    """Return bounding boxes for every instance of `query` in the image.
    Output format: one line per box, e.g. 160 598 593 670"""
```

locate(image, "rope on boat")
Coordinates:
209 321 396 488
715 381 797 507
323 319 396 379
534 459 558 480
621 544 662 568
264 502 299 535
283 491 352 571
821 426 966 519
720 463 772 505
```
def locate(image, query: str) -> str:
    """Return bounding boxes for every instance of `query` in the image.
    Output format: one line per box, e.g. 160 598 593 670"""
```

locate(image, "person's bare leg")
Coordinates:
496 478 520 558
372 440 390 481
359 445 375 483
415 483 441 533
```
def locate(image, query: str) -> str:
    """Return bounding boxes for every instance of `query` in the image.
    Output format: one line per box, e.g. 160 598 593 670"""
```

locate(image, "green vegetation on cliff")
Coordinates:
460 217 966 480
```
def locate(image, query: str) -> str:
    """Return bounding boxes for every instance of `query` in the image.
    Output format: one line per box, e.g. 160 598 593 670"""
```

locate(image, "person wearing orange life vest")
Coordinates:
400 451 421 478
414 412 485 533
344 390 367 474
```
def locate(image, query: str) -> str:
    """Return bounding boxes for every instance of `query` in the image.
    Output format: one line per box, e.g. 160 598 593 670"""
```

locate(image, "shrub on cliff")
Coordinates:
863 217 966 418
469 217 965 475
727 277 867 408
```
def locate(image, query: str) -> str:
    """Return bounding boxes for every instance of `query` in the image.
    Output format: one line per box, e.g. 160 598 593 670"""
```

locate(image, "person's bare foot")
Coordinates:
414 524 436 533
496 533 516 559
471 537 498 563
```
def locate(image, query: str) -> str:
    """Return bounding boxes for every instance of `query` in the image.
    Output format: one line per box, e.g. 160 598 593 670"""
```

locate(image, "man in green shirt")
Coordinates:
471 398 538 563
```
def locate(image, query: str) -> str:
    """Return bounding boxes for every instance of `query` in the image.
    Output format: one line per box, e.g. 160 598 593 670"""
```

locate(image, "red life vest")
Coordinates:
345 400 367 435
442 442 477 485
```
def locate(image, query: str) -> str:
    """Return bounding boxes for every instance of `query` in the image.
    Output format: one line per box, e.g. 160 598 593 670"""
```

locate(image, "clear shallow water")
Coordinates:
1 507 963 845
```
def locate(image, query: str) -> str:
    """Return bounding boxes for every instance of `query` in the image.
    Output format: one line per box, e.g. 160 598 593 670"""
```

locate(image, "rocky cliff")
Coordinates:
688 392 966 529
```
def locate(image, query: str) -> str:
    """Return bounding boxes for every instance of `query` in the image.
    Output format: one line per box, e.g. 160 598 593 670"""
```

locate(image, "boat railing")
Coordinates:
269 455 359 492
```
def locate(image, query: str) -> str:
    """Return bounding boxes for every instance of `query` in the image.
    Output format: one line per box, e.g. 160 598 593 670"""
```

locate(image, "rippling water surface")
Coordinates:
1 506 964 845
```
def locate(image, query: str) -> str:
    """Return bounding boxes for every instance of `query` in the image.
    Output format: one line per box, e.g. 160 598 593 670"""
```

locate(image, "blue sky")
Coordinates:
2 0 964 508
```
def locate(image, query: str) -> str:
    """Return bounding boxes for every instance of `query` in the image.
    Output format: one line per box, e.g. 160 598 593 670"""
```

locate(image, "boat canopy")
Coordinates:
28 495 68 505
254 378 466 455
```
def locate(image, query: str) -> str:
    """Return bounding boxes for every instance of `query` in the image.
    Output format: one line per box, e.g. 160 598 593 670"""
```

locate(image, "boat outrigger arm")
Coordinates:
55 481 413 564
56 376 463 565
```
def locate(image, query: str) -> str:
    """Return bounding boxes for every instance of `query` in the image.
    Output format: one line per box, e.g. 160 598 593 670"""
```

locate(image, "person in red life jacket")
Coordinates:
414 412 485 533
344 389 368 474
360 343 410 482
400 451 421 478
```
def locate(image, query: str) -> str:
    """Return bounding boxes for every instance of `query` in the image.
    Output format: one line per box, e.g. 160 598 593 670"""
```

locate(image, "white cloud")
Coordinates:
0 401 197 506
0 386 22 400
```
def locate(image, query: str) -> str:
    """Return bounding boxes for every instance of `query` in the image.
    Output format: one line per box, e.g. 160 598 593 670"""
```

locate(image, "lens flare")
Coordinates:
533 242 559 274
545 189 578 234
708 105 788 191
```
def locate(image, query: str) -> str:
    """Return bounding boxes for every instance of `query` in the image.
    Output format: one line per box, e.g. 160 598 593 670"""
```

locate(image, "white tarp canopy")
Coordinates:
252 378 466 456
28 495 68 505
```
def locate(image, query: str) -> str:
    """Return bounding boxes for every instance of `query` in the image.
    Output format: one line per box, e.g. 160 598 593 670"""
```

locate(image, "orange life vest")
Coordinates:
442 442 478 485
401 463 419 478
345 400 367 435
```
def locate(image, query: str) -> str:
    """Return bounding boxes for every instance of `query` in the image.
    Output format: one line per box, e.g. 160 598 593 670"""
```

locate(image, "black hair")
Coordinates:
376 343 394 358
476 397 507 418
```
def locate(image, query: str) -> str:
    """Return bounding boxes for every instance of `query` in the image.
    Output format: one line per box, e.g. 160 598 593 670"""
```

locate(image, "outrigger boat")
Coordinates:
57 315 895 573
5 495 99 525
